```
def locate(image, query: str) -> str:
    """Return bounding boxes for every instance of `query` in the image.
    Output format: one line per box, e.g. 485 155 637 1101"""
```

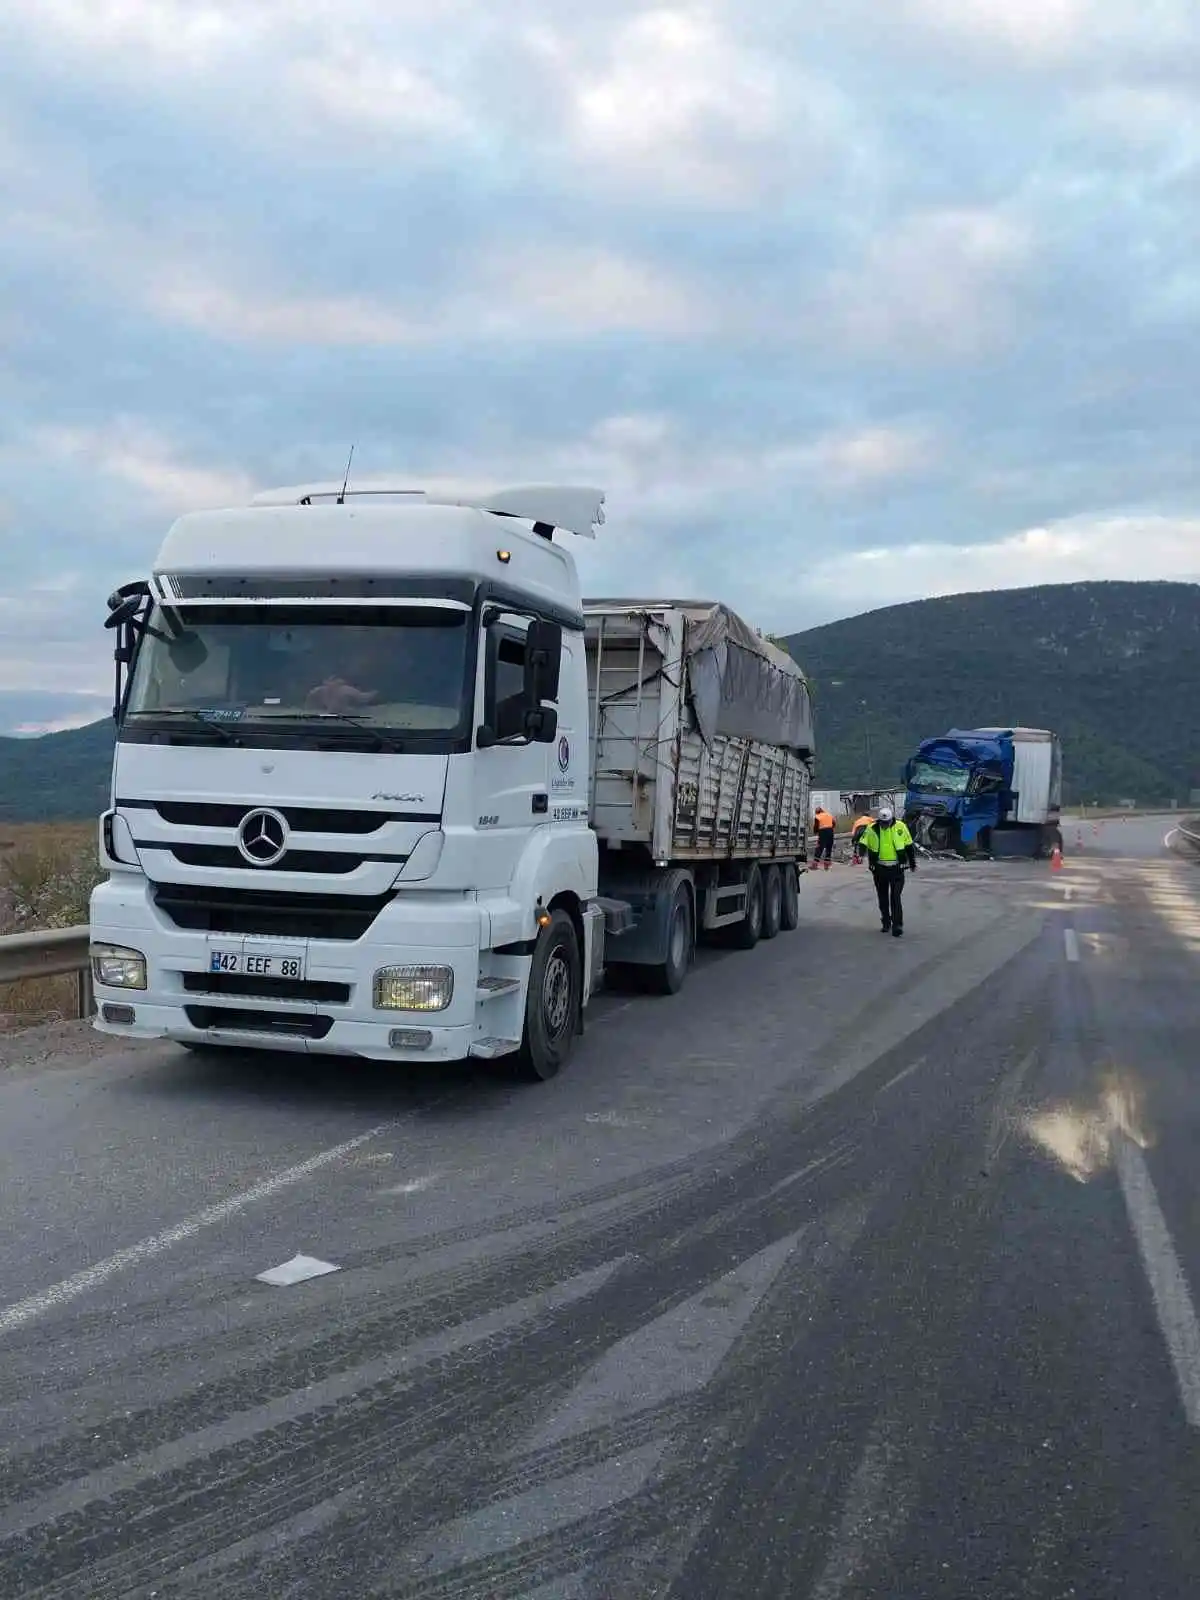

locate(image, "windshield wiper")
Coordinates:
125 709 240 745
250 711 404 751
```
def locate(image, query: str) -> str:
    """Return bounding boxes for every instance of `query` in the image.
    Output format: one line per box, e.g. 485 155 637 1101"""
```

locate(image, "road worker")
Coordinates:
813 807 837 870
860 805 917 936
851 812 875 864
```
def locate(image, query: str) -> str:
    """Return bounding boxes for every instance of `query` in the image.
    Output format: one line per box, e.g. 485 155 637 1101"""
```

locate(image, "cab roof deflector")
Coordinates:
249 481 606 540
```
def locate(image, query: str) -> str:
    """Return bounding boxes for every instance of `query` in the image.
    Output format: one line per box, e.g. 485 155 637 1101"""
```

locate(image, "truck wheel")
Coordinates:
761 865 782 940
729 865 764 950
927 818 953 853
780 864 800 931
648 882 692 995
516 909 580 1082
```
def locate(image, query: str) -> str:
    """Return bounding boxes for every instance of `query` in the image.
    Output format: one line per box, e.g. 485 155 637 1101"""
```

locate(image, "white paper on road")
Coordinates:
256 1254 341 1287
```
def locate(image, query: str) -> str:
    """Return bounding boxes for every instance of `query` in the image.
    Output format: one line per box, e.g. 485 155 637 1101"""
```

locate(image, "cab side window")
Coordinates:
484 623 528 723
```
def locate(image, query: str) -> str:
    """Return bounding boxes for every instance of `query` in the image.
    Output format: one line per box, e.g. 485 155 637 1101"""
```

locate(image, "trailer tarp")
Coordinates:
683 604 815 755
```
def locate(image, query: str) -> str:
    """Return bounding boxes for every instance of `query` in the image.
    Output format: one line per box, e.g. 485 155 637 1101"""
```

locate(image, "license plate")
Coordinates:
209 949 307 981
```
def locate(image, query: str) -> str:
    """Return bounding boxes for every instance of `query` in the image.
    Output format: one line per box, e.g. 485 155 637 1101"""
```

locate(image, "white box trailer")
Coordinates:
584 600 814 972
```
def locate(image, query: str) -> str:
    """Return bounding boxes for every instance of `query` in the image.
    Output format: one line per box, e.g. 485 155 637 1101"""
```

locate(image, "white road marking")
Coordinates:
876 1055 928 1096
1063 928 1080 962
381 1173 441 1196
1064 885 1073 902
0 1123 391 1338
255 1253 339 1287
1114 1136 1200 1428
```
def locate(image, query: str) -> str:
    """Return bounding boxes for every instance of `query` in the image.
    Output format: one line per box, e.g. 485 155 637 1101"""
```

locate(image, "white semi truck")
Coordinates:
90 481 814 1080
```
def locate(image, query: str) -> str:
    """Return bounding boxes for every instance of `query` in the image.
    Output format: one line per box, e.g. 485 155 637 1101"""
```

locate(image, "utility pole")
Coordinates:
861 700 874 788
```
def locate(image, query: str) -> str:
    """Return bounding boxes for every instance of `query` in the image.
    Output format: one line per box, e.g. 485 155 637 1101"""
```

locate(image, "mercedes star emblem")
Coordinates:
236 807 289 867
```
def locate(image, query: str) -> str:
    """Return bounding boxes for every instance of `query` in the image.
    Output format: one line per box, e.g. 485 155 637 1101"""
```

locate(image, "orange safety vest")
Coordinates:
814 810 836 832
853 815 874 835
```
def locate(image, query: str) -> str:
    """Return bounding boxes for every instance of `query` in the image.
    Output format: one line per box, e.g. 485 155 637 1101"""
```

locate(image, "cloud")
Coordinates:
901 0 1093 62
822 208 1033 359
2 0 1200 699
790 514 1200 629
548 8 823 204
32 424 254 509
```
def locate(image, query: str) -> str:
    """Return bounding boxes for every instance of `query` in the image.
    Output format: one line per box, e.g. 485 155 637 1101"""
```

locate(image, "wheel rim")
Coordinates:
543 949 572 1039
669 905 688 969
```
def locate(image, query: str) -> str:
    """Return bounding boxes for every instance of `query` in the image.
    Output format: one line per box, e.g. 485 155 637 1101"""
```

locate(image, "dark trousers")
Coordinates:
873 865 905 929
815 828 835 863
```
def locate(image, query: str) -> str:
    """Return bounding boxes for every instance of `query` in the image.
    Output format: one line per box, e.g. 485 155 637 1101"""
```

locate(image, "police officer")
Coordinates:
860 805 917 936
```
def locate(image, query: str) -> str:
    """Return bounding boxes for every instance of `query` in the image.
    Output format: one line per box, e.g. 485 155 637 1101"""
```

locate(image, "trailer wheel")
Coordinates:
780 864 800 931
648 881 692 995
729 865 764 950
516 910 580 1082
761 865 783 940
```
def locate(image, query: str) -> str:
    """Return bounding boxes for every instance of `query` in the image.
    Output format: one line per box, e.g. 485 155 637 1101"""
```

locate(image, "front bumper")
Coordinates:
90 874 498 1062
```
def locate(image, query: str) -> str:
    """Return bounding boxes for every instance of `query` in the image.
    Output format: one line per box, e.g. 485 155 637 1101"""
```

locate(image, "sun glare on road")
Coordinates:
1024 1070 1152 1185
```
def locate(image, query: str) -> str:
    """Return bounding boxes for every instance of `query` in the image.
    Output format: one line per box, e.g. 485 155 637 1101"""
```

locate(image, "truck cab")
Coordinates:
90 481 607 1079
904 726 1062 858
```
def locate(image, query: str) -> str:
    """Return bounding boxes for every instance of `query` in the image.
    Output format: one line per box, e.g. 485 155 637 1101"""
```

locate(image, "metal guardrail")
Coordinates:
0 925 93 1018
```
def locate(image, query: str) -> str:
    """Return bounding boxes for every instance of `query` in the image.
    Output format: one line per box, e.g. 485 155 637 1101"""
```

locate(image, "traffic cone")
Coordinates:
1050 845 1063 873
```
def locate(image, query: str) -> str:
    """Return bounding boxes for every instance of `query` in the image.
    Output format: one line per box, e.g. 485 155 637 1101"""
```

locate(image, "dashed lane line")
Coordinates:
0 1123 393 1338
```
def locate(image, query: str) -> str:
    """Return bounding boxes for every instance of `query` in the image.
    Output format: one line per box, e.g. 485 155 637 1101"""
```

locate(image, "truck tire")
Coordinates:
761 865 782 940
780 864 800 931
648 881 692 994
927 818 954 853
729 864 764 950
516 909 580 1082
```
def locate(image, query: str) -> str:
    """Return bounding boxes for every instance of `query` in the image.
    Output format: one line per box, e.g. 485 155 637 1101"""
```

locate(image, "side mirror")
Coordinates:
527 704 558 744
524 620 562 705
476 698 560 749
105 595 143 631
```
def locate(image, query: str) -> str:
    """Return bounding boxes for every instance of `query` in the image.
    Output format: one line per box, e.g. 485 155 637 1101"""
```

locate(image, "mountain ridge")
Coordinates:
782 578 1200 801
0 579 1196 822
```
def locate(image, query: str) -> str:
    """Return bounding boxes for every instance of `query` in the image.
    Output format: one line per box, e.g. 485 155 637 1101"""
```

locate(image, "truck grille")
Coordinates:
153 883 391 940
128 800 432 833
184 1005 334 1040
181 972 351 1004
165 844 393 876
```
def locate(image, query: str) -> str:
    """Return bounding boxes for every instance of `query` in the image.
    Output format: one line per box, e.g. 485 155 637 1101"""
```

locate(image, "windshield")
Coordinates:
908 758 970 795
125 604 472 736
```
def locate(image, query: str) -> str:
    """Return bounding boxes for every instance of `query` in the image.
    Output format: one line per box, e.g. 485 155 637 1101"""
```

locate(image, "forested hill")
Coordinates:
783 580 1200 803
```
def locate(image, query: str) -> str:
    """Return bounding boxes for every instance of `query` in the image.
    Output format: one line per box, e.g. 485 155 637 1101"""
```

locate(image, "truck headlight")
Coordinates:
373 965 454 1012
91 943 147 990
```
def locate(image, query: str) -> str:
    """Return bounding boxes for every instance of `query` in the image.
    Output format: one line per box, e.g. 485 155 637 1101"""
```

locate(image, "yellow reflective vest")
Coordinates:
862 819 913 865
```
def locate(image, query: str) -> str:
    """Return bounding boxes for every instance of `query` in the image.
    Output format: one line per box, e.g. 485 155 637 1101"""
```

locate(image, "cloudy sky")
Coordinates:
3 0 1199 733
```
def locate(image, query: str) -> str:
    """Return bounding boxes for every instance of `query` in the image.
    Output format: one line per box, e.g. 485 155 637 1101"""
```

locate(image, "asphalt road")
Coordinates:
1 818 1197 1598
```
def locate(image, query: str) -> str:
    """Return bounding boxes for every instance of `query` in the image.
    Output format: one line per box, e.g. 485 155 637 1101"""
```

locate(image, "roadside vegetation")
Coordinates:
0 823 101 1027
